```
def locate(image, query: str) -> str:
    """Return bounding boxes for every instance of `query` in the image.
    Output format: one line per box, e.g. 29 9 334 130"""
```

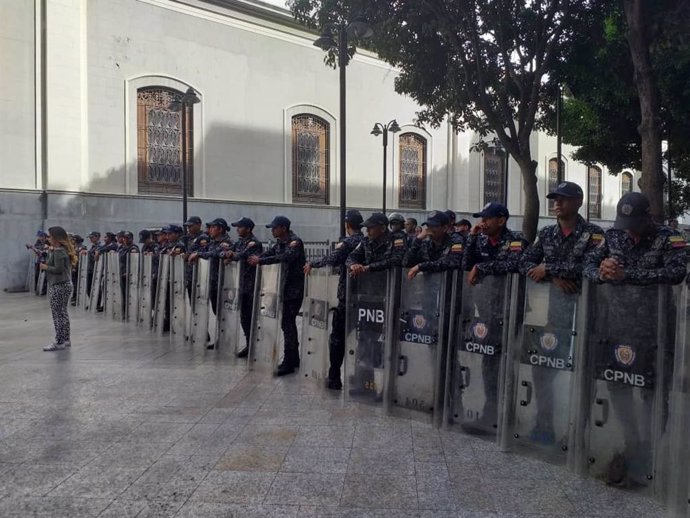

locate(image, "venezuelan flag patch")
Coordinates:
394 239 405 248
509 241 523 252
451 244 463 252
670 236 687 248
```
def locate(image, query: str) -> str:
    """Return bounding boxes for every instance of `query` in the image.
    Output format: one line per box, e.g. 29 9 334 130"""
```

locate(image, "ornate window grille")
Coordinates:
398 133 427 209
588 165 602 219
483 148 506 206
137 87 193 195
621 171 633 195
548 158 565 216
292 114 330 205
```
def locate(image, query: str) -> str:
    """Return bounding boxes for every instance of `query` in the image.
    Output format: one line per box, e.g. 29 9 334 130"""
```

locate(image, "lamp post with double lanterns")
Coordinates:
313 19 373 236
371 120 400 213
169 87 201 226
490 137 510 207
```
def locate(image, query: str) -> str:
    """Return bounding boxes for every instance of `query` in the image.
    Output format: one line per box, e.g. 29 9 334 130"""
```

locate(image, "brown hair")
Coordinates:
48 226 78 267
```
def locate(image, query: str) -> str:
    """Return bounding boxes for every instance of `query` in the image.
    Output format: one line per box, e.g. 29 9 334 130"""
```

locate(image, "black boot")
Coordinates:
274 351 299 377
236 346 249 358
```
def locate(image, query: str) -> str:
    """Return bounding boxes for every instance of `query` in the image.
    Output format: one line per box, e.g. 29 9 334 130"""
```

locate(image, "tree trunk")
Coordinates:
623 0 664 222
518 159 540 242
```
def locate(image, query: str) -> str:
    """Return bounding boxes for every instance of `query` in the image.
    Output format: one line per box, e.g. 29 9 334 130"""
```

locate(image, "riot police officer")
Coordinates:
304 210 365 389
139 229 159 307
160 225 183 255
189 218 233 349
583 192 686 485
404 217 418 246
178 217 209 298
225 217 263 358
519 181 605 445
118 231 140 315
248 216 305 376
388 213 408 250
85 231 101 298
95 232 118 311
347 212 406 275
404 210 463 278
139 230 157 255
70 235 87 305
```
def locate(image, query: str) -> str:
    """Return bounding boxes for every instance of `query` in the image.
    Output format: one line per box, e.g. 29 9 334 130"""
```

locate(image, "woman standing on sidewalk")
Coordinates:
39 226 77 351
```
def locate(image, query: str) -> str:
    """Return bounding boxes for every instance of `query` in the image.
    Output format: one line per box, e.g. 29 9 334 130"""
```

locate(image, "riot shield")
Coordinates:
26 252 36 293
125 252 140 323
35 269 46 296
138 254 154 329
75 253 89 308
217 261 242 354
444 273 512 437
89 256 105 313
153 254 171 336
583 282 678 493
170 255 187 342
668 282 690 515
344 270 398 407
190 259 211 347
390 270 452 425
301 268 338 383
104 252 123 321
248 263 283 374
504 278 582 463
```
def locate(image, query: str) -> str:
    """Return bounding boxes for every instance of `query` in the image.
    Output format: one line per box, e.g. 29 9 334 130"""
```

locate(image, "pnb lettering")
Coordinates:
465 342 495 355
529 354 566 370
603 369 645 387
358 308 384 323
404 332 433 344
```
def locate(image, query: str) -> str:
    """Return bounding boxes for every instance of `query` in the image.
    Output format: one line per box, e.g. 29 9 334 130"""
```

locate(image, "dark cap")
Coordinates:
614 192 650 230
123 231 133 240
105 232 116 239
363 212 389 228
456 219 471 228
164 224 183 234
73 234 83 243
116 230 126 238
231 217 255 229
207 218 229 230
36 230 47 237
388 212 405 224
139 229 151 242
184 216 202 226
472 202 510 219
423 210 450 227
344 209 363 227
88 231 100 238
266 215 291 229
547 181 584 199
444 210 457 222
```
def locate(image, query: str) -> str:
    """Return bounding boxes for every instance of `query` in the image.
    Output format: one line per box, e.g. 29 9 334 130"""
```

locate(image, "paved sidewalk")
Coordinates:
0 292 665 517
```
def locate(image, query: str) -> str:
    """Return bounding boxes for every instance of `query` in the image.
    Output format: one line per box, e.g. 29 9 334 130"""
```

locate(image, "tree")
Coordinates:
289 0 592 241
544 0 690 220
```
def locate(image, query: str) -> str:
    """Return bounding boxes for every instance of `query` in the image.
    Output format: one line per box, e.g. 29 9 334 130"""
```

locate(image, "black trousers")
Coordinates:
328 302 346 380
240 291 253 348
281 298 302 363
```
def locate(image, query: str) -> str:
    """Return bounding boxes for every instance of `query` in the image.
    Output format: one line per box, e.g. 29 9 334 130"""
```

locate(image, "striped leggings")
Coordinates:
49 282 72 344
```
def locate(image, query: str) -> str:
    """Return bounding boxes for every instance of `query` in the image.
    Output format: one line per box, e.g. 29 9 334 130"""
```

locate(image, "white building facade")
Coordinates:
0 0 639 289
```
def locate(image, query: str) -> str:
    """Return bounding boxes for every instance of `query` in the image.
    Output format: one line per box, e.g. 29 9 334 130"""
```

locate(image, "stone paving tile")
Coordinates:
233 424 299 448
0 495 112 517
189 470 276 504
281 446 350 474
49 465 147 499
266 472 345 506
347 446 416 476
340 473 418 510
293 425 355 448
176 502 302 517
215 444 288 472
0 464 79 498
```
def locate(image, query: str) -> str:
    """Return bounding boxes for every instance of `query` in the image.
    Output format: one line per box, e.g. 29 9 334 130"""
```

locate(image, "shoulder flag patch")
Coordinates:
289 240 300 248
394 239 405 248
451 244 463 252
591 233 604 242
670 235 687 248
509 241 523 252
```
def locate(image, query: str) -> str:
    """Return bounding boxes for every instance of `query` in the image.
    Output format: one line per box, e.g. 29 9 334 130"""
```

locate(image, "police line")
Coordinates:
71 251 690 511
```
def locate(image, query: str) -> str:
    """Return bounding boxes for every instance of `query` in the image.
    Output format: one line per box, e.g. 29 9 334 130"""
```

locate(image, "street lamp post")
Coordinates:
491 137 509 207
169 87 201 226
314 20 372 236
371 120 400 213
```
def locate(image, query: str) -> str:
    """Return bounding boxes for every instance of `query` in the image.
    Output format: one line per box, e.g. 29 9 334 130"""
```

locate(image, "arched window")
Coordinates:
588 165 602 219
622 171 633 194
548 158 565 216
483 147 507 206
137 87 193 195
398 133 427 209
291 114 330 205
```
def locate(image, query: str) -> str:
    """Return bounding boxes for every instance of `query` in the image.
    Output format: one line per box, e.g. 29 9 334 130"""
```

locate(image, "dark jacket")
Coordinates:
312 231 364 301
345 230 405 271
462 227 527 276
259 231 306 301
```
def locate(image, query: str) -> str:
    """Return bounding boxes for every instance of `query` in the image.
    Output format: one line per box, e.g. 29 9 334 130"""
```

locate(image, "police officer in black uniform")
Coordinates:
248 216 305 376
189 218 232 349
177 217 209 298
347 212 406 274
404 210 464 277
388 213 408 250
404 217 418 246
85 231 101 298
304 210 365 389
224 217 264 358
139 229 158 307
95 232 118 312
118 231 139 315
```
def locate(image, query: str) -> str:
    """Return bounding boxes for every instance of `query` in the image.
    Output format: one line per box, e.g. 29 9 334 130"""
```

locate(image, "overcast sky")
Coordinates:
259 0 290 9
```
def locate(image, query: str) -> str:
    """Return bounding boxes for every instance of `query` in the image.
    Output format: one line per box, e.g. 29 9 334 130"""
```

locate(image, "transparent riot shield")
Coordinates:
217 261 242 354
170 255 187 342
444 273 512 437
248 264 283 374
138 254 153 329
668 282 690 516
504 278 582 463
153 254 170 335
390 270 452 425
583 282 678 493
35 269 46 296
26 252 36 293
190 259 211 347
125 252 140 323
104 252 123 321
89 256 104 313
344 270 398 407
75 253 89 308
301 268 338 383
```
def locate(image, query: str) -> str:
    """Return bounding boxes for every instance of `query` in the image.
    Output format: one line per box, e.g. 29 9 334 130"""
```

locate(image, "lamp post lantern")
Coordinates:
314 20 372 236
371 120 400 213
169 87 200 226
